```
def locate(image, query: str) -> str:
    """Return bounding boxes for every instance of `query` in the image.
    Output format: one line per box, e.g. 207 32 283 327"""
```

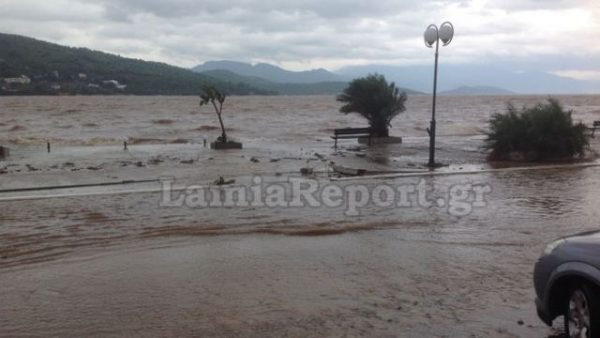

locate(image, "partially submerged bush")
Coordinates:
484 99 589 161
337 74 407 137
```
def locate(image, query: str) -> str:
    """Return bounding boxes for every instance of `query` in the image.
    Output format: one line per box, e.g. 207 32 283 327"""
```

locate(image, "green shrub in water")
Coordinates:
337 74 407 137
484 99 590 161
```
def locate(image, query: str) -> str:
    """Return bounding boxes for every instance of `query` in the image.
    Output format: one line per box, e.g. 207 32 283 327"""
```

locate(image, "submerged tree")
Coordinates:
337 74 407 137
484 98 590 161
200 85 228 143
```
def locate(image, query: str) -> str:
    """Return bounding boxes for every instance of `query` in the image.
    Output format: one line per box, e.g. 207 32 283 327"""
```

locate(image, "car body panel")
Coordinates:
534 230 600 326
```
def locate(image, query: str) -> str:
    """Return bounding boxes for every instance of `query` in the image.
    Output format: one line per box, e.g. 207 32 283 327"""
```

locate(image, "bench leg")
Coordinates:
334 137 338 149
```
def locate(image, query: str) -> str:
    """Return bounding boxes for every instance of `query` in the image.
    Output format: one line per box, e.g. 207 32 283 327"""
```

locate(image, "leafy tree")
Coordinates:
484 98 590 161
337 74 407 137
200 85 228 143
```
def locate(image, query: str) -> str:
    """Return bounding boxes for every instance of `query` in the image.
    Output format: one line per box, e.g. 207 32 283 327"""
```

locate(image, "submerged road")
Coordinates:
2 165 599 336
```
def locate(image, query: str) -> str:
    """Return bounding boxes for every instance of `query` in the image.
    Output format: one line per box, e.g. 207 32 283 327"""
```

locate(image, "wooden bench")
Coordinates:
331 127 373 148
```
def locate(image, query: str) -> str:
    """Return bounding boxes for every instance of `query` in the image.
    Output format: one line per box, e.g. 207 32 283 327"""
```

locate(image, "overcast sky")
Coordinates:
0 0 598 80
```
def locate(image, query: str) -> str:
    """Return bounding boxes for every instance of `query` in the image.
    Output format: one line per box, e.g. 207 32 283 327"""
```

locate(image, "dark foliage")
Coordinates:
484 99 590 161
337 74 407 137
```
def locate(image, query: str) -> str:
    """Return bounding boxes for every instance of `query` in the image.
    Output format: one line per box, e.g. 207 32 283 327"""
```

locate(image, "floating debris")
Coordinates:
148 158 164 165
300 167 314 176
214 176 235 185
332 164 366 176
25 164 39 172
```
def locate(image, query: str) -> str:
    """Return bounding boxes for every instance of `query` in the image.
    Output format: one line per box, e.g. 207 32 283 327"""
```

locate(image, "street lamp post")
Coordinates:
424 22 454 168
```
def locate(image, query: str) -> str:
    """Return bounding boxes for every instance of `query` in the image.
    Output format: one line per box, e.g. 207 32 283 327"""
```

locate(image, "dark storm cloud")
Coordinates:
0 0 597 78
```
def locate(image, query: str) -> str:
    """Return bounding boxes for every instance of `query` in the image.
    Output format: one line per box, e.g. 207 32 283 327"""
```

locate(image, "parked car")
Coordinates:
534 230 600 337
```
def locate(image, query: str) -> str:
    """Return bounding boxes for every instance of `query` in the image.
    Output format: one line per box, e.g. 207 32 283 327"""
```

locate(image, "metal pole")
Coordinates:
428 39 440 168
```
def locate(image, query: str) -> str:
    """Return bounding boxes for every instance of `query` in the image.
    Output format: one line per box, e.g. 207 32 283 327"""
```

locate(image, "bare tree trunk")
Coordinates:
217 112 227 143
212 101 227 143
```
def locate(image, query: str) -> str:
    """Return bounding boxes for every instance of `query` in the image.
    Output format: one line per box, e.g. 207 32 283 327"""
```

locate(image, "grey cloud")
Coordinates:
94 0 585 21
4 0 102 22
490 0 591 11
0 0 597 76
94 0 445 20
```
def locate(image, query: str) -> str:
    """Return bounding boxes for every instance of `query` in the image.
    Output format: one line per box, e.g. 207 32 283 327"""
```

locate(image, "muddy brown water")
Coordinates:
1 95 599 146
1 95 600 337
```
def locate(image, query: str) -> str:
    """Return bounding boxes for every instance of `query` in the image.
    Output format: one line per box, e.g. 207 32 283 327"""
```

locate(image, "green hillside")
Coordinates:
0 33 269 95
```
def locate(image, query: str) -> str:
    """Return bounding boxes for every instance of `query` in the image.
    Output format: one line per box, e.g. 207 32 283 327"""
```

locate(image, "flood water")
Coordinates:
1 95 600 146
1 95 600 337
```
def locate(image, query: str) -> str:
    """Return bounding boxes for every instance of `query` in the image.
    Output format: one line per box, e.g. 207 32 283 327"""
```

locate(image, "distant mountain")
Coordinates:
336 64 597 95
193 60 345 84
10 32 588 97
439 86 514 96
0 33 269 95
201 68 423 96
201 69 348 95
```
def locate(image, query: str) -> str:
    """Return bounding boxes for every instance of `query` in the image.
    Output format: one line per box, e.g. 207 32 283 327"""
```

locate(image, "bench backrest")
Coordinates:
334 128 372 135
594 121 600 127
